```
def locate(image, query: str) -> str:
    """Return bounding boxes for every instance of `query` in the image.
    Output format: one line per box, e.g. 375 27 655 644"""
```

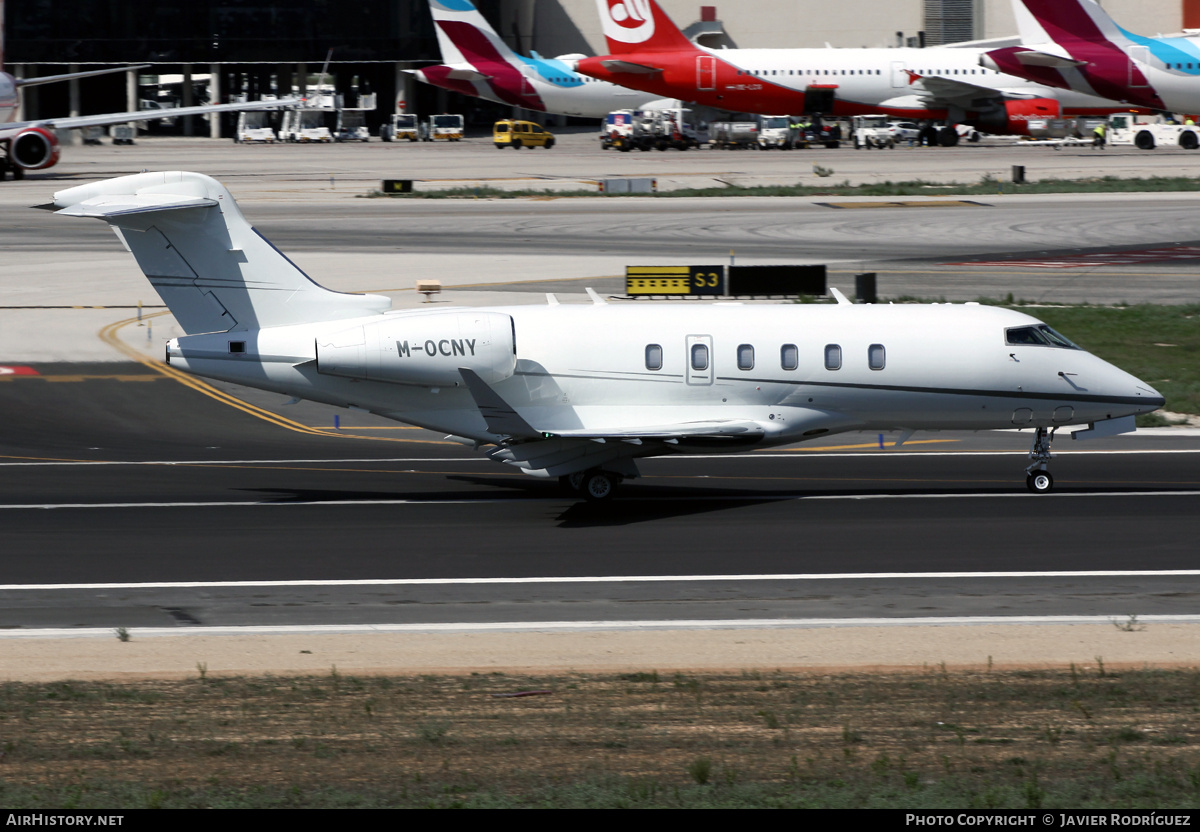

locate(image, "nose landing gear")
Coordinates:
1024 427 1057 493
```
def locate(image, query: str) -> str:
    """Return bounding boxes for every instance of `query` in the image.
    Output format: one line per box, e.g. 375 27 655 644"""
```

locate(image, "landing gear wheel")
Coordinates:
558 472 585 494
581 470 619 502
1026 471 1054 493
1023 426 1057 493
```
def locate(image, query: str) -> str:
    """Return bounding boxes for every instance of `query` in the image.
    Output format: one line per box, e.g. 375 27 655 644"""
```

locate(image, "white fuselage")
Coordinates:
165 302 1161 450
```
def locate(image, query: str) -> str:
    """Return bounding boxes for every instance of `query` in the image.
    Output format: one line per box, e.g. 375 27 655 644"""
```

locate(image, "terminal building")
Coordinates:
5 0 1197 136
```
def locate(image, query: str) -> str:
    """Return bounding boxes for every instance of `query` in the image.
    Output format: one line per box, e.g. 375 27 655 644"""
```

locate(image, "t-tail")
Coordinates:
48 171 390 335
595 0 699 54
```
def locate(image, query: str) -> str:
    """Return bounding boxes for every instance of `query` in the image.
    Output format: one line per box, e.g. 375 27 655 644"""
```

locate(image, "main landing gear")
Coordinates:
559 469 622 502
1024 427 1056 493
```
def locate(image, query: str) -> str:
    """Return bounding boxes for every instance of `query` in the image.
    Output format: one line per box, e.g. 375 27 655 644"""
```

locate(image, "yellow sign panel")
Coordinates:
626 265 724 295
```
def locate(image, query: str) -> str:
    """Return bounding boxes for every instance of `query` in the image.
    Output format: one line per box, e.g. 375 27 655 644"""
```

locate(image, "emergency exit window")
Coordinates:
691 343 709 371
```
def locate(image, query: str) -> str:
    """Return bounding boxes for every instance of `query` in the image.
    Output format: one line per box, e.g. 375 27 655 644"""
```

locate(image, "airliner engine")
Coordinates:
316 311 516 387
10 127 61 170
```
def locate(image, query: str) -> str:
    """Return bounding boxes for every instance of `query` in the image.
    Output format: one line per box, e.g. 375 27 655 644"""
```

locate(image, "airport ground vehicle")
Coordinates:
1104 113 1200 150
852 115 896 149
281 109 334 143
709 120 758 149
334 111 371 142
49 171 1165 501
424 114 464 141
756 116 798 149
601 108 699 151
234 111 277 143
494 120 554 149
379 114 420 142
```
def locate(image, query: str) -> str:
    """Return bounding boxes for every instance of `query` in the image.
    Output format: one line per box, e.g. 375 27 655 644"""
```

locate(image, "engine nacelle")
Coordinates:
981 98 1062 136
10 127 61 170
316 311 516 387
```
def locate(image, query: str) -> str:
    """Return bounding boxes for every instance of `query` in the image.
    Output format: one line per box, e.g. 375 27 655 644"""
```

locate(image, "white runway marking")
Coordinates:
2 490 1199 511
2 615 1200 639
2 447 1200 467
1 570 1197 591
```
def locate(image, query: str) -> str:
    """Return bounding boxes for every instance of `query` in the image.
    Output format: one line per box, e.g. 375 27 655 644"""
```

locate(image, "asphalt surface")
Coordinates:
1 362 1197 629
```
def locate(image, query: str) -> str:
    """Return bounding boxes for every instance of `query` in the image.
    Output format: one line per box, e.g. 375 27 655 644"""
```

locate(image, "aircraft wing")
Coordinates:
0 98 300 141
543 421 766 442
16 65 152 88
458 367 765 444
912 75 1038 107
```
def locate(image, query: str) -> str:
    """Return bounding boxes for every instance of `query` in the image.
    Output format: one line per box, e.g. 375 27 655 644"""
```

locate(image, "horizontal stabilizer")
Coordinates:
444 67 491 82
1009 48 1087 69
600 59 664 75
54 194 217 218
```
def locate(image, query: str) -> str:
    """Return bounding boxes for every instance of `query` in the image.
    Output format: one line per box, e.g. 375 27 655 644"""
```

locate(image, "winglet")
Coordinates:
458 367 540 439
830 287 852 305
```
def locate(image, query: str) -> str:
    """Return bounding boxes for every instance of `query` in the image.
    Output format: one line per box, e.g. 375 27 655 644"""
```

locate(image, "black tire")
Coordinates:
1026 471 1054 494
558 472 585 494
1181 132 1198 150
544 138 555 149
511 139 522 149
937 127 959 147
1135 131 1155 150
494 143 505 149
582 471 618 502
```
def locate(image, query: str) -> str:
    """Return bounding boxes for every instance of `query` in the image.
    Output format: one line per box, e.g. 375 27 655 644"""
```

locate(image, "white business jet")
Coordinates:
47 172 1163 500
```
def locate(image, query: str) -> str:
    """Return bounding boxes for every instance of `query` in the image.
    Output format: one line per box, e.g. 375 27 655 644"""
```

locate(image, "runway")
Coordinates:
1 362 1197 630
0 136 1198 649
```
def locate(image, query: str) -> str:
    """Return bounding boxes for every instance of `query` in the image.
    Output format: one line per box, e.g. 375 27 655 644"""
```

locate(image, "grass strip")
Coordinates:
1 666 1199 808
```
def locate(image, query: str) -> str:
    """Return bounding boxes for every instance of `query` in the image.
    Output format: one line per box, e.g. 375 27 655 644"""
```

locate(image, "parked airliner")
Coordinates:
0 19 293 182
576 0 1141 143
412 0 672 118
47 171 1163 500
983 0 1200 113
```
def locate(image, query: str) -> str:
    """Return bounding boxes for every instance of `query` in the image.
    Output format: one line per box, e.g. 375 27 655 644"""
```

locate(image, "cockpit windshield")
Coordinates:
1005 325 1081 349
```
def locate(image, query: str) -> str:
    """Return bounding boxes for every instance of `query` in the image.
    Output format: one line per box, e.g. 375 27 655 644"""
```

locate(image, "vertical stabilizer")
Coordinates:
429 0 519 67
1014 0 1133 48
594 0 699 54
51 172 390 334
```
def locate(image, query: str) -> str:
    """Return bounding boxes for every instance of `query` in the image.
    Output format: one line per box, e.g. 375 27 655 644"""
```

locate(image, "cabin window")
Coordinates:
868 344 886 370
645 344 663 371
824 344 841 370
781 344 798 371
737 344 754 370
690 343 709 371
